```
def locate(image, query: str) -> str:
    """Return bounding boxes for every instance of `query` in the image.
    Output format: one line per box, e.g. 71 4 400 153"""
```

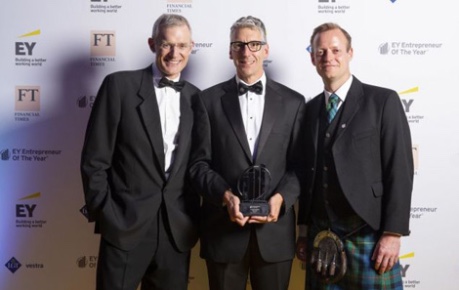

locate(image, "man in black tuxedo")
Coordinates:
80 14 200 290
296 22 413 289
189 16 305 290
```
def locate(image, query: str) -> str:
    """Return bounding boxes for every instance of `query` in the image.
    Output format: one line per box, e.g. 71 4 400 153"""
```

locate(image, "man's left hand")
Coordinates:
248 193 283 224
372 233 401 274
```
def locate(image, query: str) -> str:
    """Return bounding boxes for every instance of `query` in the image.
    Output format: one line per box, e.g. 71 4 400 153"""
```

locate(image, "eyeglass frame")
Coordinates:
230 41 267 52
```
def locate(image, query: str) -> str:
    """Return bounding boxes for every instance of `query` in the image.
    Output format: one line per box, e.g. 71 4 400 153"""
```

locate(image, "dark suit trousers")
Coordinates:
96 207 191 290
206 229 292 290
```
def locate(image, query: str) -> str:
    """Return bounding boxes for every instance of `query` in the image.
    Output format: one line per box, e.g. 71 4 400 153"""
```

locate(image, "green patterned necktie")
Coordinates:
326 93 339 123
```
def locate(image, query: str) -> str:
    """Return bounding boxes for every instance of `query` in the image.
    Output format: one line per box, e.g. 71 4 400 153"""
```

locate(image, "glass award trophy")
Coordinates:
237 165 271 216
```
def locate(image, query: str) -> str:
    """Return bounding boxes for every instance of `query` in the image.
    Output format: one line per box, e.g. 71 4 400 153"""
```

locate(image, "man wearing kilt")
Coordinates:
296 22 414 289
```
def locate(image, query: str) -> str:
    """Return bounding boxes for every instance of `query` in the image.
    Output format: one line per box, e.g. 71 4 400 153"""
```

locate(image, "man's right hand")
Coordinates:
223 190 249 226
296 236 308 262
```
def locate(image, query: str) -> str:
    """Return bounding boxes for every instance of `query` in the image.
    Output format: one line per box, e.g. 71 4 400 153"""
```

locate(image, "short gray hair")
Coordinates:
230 16 267 42
152 13 192 41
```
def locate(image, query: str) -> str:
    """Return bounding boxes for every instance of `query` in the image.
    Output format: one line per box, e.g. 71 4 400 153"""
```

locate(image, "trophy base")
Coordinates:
240 201 270 216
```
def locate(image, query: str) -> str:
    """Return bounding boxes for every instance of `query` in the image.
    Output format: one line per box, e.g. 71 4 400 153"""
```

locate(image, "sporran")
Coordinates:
310 230 347 284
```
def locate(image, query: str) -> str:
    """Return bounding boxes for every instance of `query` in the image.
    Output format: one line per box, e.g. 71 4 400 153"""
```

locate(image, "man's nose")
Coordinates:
168 45 179 56
324 49 334 60
240 45 251 55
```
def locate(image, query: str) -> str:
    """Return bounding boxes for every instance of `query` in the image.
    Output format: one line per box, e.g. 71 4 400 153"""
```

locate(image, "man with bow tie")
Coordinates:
81 14 200 290
189 15 305 290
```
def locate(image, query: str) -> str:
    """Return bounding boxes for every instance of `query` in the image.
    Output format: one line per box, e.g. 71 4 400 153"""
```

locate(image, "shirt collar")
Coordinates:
235 73 266 89
324 75 353 103
152 63 180 86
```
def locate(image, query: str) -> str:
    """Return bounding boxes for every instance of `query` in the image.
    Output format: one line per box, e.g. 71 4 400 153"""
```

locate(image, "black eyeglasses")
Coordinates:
230 41 266 52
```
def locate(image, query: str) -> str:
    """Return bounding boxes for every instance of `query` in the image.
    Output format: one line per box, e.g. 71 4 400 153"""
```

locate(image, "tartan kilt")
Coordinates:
306 216 404 290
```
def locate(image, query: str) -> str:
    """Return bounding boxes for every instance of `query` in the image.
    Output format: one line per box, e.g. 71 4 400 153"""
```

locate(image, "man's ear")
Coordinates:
310 53 315 66
148 38 156 53
263 43 270 60
348 47 354 60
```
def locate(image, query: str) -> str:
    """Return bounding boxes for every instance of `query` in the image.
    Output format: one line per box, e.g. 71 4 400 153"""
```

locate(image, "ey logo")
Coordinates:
16 192 41 218
399 252 414 278
399 86 418 113
15 86 40 111
16 29 40 56
90 30 116 56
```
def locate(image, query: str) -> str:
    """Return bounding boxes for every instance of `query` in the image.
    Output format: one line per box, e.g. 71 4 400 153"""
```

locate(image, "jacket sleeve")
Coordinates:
80 74 120 222
273 97 306 212
188 93 231 206
380 90 414 235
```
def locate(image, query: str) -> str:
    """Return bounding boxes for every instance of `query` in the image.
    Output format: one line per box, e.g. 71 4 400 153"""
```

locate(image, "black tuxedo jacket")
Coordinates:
298 76 413 235
81 65 200 251
189 77 305 263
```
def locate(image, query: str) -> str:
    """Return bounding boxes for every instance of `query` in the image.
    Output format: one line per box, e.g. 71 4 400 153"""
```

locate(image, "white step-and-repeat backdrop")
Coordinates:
1 0 458 289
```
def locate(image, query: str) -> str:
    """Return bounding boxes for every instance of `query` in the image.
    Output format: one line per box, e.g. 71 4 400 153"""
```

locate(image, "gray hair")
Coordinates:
152 13 192 40
230 16 267 42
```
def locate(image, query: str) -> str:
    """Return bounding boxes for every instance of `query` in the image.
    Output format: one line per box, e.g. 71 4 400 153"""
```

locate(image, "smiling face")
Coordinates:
311 28 353 91
149 24 193 79
230 27 269 84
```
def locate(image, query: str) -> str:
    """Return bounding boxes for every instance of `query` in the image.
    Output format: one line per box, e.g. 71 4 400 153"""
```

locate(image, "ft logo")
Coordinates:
15 29 40 56
16 192 41 219
15 86 40 111
90 30 116 56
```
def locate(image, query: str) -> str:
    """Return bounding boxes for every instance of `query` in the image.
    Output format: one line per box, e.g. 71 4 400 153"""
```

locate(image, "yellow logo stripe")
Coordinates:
399 87 419 95
399 252 415 259
19 192 41 200
19 29 41 38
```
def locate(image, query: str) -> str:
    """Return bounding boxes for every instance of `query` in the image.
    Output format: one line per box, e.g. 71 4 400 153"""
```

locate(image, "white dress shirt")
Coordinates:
237 74 266 159
152 65 181 176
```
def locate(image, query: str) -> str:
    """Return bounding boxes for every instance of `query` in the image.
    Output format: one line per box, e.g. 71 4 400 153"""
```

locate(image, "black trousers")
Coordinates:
96 207 190 290
206 230 292 290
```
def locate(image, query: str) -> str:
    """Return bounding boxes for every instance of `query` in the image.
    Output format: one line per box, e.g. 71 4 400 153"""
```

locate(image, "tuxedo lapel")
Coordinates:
137 66 166 176
333 77 364 143
254 80 282 162
167 84 194 179
308 94 324 153
221 79 252 162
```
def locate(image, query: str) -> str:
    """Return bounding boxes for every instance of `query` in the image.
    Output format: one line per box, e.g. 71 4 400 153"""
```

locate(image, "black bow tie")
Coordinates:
158 77 185 92
238 81 263 95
